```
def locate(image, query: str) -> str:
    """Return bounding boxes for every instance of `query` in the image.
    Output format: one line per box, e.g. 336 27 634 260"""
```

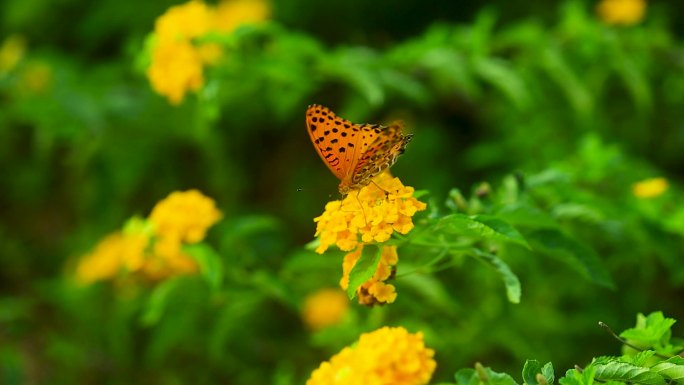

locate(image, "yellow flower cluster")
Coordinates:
306 326 436 385
632 177 668 199
314 172 426 254
75 190 222 284
301 288 350 331
0 34 26 75
313 172 425 304
596 0 646 26
146 0 270 104
341 245 399 305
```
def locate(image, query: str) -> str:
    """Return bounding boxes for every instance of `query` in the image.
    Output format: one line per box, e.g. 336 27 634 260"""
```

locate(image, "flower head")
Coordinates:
632 177 668 199
0 34 26 75
75 190 221 284
306 326 436 385
149 189 222 243
313 172 426 254
596 0 646 26
146 0 270 104
215 0 271 33
301 288 350 330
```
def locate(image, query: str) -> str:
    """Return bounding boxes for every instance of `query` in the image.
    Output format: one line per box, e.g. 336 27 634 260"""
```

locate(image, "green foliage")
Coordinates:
443 313 684 385
1 0 683 384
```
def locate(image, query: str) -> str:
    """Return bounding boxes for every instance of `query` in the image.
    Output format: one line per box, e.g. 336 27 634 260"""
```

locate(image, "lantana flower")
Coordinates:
146 0 270 104
301 288 350 331
596 0 646 26
306 326 436 385
75 189 221 284
632 177 668 199
312 171 426 304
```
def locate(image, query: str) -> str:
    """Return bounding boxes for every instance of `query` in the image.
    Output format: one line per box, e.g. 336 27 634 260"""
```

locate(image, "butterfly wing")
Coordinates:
305 104 378 181
347 121 413 189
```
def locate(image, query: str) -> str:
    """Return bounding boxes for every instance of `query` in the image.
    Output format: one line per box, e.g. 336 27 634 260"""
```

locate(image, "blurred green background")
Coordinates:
1 0 683 384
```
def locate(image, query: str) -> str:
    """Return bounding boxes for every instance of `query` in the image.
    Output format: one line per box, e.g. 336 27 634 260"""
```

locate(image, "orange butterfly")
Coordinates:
305 104 413 195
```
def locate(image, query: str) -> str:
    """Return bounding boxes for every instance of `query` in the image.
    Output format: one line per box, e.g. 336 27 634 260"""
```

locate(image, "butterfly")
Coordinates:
305 104 413 195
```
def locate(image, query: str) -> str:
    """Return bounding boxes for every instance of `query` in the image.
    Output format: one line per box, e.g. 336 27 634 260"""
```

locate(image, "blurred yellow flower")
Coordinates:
632 177 668 199
20 61 53 94
155 0 215 42
149 189 222 243
0 34 26 75
75 233 125 284
147 40 206 105
313 171 426 254
146 0 270 104
75 190 221 284
596 0 646 26
341 245 398 305
301 288 349 330
306 326 436 385
215 0 271 33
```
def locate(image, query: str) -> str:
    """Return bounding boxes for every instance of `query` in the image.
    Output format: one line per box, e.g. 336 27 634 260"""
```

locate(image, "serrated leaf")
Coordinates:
437 214 530 249
591 361 665 385
527 229 614 288
651 356 684 383
346 246 382 300
620 312 676 347
523 360 555 385
621 350 656 366
184 243 223 290
473 250 521 303
558 367 593 385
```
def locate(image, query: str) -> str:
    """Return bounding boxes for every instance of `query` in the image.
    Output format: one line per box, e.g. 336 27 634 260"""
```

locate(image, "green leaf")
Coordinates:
542 363 555 385
523 360 555 385
650 356 684 384
140 278 182 326
527 229 614 288
184 243 224 290
473 250 521 303
437 213 530 249
621 350 656 366
455 368 478 385
473 215 530 249
472 57 530 110
475 362 521 385
591 360 665 385
496 203 559 229
558 367 595 385
620 312 676 348
346 246 382 300
539 47 592 118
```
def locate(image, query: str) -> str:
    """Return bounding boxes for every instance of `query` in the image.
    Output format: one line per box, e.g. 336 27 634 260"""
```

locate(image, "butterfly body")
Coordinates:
305 104 412 195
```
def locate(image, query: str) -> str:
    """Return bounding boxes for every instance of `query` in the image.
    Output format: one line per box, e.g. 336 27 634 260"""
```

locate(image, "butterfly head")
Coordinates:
338 181 352 196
